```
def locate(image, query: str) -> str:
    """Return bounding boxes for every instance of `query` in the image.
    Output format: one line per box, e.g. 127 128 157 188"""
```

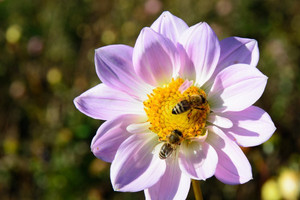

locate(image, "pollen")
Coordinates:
143 78 210 141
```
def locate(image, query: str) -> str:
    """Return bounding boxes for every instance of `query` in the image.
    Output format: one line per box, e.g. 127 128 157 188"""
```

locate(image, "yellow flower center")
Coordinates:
143 78 210 142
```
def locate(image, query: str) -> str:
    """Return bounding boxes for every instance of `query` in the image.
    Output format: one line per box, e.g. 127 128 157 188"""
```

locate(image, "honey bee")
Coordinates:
159 129 183 160
159 143 173 160
172 94 207 118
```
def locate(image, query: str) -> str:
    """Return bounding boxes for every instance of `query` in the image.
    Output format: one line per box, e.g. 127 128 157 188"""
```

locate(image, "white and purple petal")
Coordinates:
178 79 194 93
206 126 253 184
91 114 146 162
208 64 268 112
150 11 189 44
213 37 259 77
179 22 220 87
177 43 196 81
218 106 276 147
144 158 191 200
207 113 233 128
133 27 179 86
95 44 153 100
74 84 145 120
111 133 166 192
126 121 150 134
178 141 218 180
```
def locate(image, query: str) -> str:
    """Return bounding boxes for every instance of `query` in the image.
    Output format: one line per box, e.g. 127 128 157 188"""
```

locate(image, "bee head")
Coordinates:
172 129 183 137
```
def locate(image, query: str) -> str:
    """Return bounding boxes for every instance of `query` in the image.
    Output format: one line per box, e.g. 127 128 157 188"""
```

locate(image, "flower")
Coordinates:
74 11 276 200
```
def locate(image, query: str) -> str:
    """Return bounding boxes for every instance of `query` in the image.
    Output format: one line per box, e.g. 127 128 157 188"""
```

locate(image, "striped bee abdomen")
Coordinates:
159 143 173 159
172 100 191 114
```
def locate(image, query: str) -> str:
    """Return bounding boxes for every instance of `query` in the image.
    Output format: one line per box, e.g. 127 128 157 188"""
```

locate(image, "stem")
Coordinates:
192 179 203 200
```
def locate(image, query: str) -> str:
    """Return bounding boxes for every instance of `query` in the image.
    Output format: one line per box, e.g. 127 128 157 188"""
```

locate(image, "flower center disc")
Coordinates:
143 78 210 142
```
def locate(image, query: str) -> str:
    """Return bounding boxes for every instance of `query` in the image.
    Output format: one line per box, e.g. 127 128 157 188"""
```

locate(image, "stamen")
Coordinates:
143 78 210 141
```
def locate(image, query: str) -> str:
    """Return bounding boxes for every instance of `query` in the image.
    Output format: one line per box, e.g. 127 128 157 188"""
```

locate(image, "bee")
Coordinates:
159 143 173 160
172 94 207 119
159 129 183 160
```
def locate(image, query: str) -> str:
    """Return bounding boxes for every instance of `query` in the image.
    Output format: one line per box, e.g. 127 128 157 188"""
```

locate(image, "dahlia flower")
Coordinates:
74 11 276 199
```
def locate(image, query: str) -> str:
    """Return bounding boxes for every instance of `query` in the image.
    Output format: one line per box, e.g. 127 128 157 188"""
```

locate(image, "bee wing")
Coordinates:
178 79 193 94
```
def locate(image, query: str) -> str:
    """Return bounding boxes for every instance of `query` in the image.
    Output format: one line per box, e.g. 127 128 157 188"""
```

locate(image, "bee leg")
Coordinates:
194 107 204 111
187 109 193 120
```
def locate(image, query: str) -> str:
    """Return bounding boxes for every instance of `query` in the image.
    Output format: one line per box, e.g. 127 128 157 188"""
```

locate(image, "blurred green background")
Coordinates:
1 0 300 199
